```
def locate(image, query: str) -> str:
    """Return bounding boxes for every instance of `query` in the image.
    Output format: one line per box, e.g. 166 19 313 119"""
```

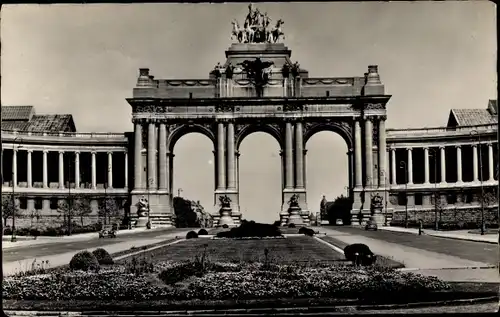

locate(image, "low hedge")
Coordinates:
3 223 102 237
92 248 114 265
216 221 282 238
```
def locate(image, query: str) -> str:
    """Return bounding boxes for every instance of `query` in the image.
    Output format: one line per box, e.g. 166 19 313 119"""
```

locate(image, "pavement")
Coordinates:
379 226 499 244
317 226 499 283
2 227 193 277
1 227 167 250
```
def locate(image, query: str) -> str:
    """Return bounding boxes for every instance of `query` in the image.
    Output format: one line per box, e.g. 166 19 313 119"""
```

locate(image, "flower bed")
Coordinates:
3 260 450 302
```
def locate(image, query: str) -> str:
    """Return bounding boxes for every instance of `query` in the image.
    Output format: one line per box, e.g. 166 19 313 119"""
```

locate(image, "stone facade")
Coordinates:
1 20 498 228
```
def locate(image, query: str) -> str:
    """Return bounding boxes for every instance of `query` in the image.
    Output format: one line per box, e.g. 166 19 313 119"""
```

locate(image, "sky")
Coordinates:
1 2 497 223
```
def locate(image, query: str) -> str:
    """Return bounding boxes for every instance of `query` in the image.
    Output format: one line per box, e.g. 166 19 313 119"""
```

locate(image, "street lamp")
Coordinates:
11 137 24 242
381 171 388 226
471 130 485 235
428 148 439 231
399 161 408 228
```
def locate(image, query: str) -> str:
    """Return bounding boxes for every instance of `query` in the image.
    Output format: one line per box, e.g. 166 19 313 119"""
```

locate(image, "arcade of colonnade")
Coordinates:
1 145 128 214
130 112 389 225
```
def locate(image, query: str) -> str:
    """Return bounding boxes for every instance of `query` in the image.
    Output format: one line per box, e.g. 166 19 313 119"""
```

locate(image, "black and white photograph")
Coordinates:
1 1 498 315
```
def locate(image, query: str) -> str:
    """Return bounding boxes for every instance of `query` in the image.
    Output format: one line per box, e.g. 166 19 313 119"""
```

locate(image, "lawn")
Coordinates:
130 236 343 265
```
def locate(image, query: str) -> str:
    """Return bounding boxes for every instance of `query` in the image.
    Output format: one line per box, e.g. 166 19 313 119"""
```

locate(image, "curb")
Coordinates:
5 296 498 316
114 239 185 261
379 228 498 244
313 236 345 255
398 265 498 272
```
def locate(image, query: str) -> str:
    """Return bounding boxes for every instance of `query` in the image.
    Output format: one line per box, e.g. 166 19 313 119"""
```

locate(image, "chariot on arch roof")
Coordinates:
231 3 285 44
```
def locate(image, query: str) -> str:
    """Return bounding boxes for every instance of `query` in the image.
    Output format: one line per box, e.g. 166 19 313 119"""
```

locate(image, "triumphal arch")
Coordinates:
128 7 390 226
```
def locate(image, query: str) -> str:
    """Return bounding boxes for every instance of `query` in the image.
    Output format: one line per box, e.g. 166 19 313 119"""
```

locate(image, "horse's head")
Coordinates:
277 19 284 27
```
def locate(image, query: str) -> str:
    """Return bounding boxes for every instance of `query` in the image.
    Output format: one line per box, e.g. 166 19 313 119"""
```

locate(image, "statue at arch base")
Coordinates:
217 195 236 227
370 193 385 226
286 194 304 226
134 196 150 228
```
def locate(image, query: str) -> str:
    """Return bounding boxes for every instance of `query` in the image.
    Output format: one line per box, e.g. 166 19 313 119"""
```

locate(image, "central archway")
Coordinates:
238 131 282 224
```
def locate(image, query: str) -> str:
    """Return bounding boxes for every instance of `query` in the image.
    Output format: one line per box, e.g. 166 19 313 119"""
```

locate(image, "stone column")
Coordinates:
440 146 446 183
158 123 168 190
285 121 294 188
12 148 17 187
27 149 32 188
42 150 48 188
456 145 463 183
58 151 64 189
217 122 226 189
354 120 362 188
168 153 174 195
235 151 240 191
91 151 97 189
147 121 157 189
124 151 128 188
279 150 285 191
107 152 113 188
424 147 430 184
472 144 479 182
364 117 374 187
303 149 308 189
407 148 413 184
378 117 387 187
134 120 143 189
227 121 236 189
488 143 494 181
75 151 80 188
390 148 396 185
295 121 304 188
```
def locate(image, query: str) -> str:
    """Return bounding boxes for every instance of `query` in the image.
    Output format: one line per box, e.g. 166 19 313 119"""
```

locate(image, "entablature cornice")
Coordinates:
127 95 392 111
1 130 128 146
388 140 498 150
1 144 128 153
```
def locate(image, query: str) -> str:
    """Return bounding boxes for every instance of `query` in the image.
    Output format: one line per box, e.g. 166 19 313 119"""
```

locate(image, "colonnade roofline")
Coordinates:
126 95 392 106
1 130 129 144
387 123 497 142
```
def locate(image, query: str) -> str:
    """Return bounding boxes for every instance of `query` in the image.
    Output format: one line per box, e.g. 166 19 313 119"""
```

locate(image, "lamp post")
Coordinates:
471 130 485 235
11 137 24 242
429 148 439 231
381 171 388 226
399 161 408 228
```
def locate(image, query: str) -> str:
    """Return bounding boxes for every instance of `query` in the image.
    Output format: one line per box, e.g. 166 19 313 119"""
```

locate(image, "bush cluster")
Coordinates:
298 227 315 236
344 244 376 266
92 248 114 265
2 262 450 301
216 221 282 238
186 231 199 239
198 229 209 236
69 251 100 272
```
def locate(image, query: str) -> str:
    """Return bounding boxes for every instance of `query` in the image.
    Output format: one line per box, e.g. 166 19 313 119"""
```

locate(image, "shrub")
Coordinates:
216 221 283 238
3 227 13 235
92 248 114 265
344 243 376 266
69 251 100 272
288 223 296 228
299 227 315 236
186 231 198 239
272 220 281 227
29 228 40 238
198 229 209 236
222 224 229 229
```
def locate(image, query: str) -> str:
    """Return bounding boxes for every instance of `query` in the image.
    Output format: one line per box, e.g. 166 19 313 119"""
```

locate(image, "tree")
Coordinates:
2 194 22 228
29 208 41 229
326 195 353 225
57 199 77 231
98 198 121 225
74 196 93 227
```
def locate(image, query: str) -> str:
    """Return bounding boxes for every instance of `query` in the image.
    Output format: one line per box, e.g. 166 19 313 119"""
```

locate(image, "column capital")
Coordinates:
422 147 428 150
455 144 462 149
74 150 80 155
42 149 49 154
124 150 128 155
283 117 295 123
279 149 284 156
487 142 493 146
389 147 396 152
26 149 33 153
168 152 175 158
439 145 446 150
235 151 240 157
303 149 308 155
58 150 65 154
406 147 413 151
471 144 478 148
91 150 97 155
107 151 113 155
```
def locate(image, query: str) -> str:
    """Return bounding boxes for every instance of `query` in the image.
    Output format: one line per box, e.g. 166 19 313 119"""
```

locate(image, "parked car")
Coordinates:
335 219 344 226
99 225 117 238
365 217 378 231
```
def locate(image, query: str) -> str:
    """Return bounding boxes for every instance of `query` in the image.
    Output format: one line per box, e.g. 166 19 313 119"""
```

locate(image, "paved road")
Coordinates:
325 226 498 265
2 228 192 263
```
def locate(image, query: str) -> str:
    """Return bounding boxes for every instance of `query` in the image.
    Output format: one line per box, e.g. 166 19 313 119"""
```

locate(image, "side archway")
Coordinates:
304 121 354 150
167 123 216 153
236 123 284 151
